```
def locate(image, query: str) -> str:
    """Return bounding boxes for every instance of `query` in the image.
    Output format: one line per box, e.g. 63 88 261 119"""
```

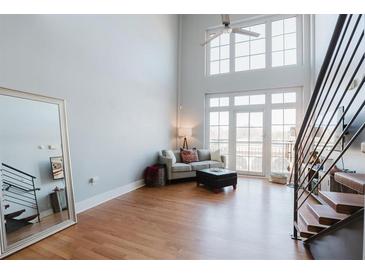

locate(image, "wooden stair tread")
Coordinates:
299 203 329 232
17 214 38 223
297 218 316 239
319 191 364 214
5 209 26 219
308 204 349 225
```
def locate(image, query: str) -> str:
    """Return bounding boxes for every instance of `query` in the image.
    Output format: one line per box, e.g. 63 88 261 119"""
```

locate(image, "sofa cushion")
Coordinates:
171 163 192 172
163 150 177 164
180 148 199 163
163 150 182 163
197 149 211 161
190 161 210 171
206 160 225 168
210 149 222 162
173 150 182 163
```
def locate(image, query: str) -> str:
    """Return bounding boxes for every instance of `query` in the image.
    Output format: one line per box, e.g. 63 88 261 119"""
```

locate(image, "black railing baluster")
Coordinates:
292 14 365 240
295 15 354 161
294 15 347 150
296 53 364 193
31 177 41 223
296 14 363 170
297 76 365 203
1 163 41 223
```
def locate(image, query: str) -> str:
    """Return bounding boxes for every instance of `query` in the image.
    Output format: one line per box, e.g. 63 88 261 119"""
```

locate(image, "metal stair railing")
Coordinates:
1 163 41 223
292 14 365 240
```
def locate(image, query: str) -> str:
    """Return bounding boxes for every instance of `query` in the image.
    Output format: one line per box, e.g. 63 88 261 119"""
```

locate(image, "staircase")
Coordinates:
292 14 365 260
1 163 41 233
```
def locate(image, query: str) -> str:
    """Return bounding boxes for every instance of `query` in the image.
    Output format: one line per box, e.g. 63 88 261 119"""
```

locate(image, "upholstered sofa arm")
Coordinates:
159 152 173 180
221 155 227 168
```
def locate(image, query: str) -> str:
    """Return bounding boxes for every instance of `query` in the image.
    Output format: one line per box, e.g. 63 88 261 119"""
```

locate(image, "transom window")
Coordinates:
271 17 297 67
210 33 230 75
235 24 266 71
210 97 229 107
271 92 296 104
207 15 301 75
234 94 265 105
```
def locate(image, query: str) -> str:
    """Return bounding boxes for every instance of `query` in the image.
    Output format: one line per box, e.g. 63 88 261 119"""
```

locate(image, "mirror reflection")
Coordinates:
0 95 70 247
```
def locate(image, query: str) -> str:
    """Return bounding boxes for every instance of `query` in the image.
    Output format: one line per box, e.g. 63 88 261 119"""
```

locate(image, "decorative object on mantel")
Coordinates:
178 127 192 149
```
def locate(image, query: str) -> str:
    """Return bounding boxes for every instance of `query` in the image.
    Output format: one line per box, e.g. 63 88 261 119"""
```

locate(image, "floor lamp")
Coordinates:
178 127 192 149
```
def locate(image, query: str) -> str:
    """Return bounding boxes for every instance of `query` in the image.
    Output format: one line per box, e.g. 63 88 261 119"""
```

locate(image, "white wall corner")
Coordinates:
75 179 145 214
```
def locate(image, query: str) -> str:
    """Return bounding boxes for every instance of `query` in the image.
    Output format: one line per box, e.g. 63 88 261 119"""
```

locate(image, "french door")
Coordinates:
206 87 301 177
235 110 265 176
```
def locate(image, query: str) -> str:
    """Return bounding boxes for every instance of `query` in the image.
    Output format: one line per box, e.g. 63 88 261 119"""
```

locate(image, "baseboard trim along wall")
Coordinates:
75 179 145 214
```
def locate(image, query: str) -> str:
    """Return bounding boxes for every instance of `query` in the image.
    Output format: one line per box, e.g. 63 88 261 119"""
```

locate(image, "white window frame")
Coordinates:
234 23 267 72
205 87 303 177
205 14 303 76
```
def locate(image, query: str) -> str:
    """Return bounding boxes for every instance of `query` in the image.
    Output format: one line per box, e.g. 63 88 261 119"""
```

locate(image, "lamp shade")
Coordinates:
178 127 192 137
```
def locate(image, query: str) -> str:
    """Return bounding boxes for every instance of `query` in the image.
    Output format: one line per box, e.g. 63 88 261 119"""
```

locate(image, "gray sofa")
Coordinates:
159 149 226 181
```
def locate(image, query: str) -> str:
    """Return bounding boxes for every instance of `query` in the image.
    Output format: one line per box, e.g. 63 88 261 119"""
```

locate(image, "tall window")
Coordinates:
209 33 230 75
271 17 297 67
236 112 264 174
235 24 266 71
271 92 297 174
209 111 229 160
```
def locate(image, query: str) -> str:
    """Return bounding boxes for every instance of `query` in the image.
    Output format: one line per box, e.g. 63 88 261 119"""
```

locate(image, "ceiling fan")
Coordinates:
201 14 260 46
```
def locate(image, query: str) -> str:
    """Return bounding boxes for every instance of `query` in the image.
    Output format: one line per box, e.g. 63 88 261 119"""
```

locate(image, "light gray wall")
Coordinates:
178 14 312 149
314 14 365 174
0 15 179 203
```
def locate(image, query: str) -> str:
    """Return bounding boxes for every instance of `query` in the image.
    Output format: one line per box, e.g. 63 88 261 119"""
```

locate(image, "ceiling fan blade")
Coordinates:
221 14 230 26
232 27 260 37
200 31 223 46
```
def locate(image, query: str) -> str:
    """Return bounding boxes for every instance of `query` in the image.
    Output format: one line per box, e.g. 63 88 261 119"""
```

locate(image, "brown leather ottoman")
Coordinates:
196 168 237 193
334 172 365 194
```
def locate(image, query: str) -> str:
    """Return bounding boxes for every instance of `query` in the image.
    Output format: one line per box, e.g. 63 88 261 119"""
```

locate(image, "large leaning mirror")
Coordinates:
0 87 76 258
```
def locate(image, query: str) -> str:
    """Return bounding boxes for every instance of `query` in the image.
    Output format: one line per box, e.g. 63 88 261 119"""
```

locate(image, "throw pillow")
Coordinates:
164 150 177 164
180 148 199 163
210 149 222 162
197 149 211 161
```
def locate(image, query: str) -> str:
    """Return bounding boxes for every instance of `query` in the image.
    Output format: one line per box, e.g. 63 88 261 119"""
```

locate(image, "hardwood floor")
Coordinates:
7 210 69 246
6 177 312 259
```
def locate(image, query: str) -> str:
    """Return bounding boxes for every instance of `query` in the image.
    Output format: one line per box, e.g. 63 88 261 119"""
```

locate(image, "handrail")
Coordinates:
296 15 363 168
1 163 36 179
1 162 41 223
3 180 40 193
294 15 347 150
295 15 353 158
291 14 348 240
292 14 365 241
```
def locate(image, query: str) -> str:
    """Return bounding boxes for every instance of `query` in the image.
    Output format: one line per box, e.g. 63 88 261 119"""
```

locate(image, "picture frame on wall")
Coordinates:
50 156 65 180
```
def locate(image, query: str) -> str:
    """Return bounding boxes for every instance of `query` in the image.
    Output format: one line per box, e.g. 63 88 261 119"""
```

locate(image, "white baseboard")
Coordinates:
75 179 145 214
